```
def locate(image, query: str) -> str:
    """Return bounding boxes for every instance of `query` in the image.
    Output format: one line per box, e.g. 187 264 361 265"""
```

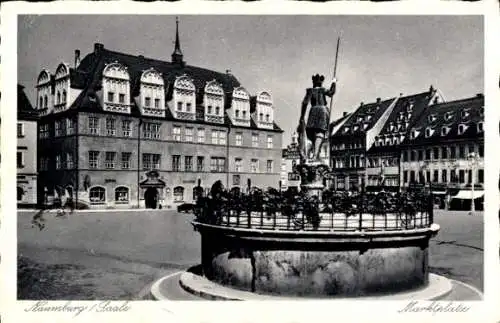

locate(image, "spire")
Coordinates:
171 16 184 65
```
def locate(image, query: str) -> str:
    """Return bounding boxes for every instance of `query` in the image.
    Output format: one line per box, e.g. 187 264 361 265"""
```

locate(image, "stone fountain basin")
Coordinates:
193 221 440 298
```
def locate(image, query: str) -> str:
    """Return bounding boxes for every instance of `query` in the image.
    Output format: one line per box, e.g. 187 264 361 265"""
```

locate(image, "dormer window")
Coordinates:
425 127 434 138
204 80 225 123
173 74 196 121
410 129 420 139
428 114 437 123
140 68 165 117
102 61 131 114
461 110 470 119
363 123 369 130
407 102 414 112
353 125 359 131
385 138 391 145
458 124 468 135
389 122 395 132
357 116 363 123
255 91 274 129
444 112 454 122
344 126 350 133
378 139 383 146
479 107 484 117
393 137 399 145
441 126 450 136
365 115 372 122
230 86 250 126
407 112 412 120
477 121 484 133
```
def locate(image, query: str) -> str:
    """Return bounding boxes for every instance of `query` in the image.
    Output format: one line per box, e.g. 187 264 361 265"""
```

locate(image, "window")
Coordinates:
55 154 61 170
211 130 218 144
468 170 473 184
145 97 151 107
173 126 181 141
17 152 24 168
442 147 448 159
458 124 467 135
177 102 183 111
477 122 484 133
266 114 270 122
172 155 181 172
55 120 64 137
40 157 49 171
66 118 75 135
105 152 116 169
433 147 439 160
468 144 475 155
425 149 431 160
459 170 465 184
478 169 484 184
250 159 259 173
235 110 240 118
459 145 466 159
252 134 259 147
155 99 160 109
197 156 204 172
410 150 416 161
185 156 193 171
106 118 116 136
178 128 192 144
267 135 273 148
107 92 114 102
235 133 243 146
89 151 99 169
210 157 226 172
426 171 431 183
122 120 131 137
39 97 43 109
242 110 247 119
410 171 415 183
450 170 457 183
121 152 131 169
219 130 227 145
186 103 192 112
56 91 61 104
173 186 184 202
266 160 273 173
115 187 129 203
17 123 24 137
119 93 125 104
89 117 99 135
417 150 423 161
215 106 220 115
402 151 408 162
442 170 448 183
39 124 50 139
66 153 74 169
207 105 212 114
235 158 242 172
197 128 205 143
259 113 263 121
44 95 48 108
143 153 160 170
450 146 456 159
441 126 450 136
479 144 484 157
89 187 106 204
143 122 161 139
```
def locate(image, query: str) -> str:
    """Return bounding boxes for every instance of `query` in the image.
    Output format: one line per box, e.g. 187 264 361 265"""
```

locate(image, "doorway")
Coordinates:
144 187 159 209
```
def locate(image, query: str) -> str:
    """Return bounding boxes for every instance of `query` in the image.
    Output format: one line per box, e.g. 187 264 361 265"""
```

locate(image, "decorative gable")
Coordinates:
204 80 225 124
230 86 250 126
139 68 165 117
172 74 196 121
102 61 131 114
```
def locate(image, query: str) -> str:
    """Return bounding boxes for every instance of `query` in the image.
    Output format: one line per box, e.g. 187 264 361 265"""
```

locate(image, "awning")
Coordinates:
452 190 484 199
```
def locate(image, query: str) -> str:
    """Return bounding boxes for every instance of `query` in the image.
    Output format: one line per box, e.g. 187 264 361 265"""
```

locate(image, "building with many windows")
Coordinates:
17 84 39 207
400 94 484 209
35 20 283 209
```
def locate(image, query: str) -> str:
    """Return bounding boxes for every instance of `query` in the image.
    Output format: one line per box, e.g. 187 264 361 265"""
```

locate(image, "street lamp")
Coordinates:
468 152 478 215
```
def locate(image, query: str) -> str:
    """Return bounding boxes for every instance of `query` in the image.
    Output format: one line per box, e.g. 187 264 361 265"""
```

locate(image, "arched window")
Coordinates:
115 186 129 203
17 187 24 201
44 95 48 108
62 90 67 103
56 91 61 104
259 113 263 120
89 186 106 204
39 97 43 109
266 114 270 122
174 186 184 202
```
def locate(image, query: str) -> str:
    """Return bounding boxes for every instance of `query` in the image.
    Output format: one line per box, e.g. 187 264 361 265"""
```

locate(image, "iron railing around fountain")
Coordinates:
193 188 434 232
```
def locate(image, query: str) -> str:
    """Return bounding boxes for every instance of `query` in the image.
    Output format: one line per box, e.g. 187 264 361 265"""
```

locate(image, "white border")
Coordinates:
1 1 497 323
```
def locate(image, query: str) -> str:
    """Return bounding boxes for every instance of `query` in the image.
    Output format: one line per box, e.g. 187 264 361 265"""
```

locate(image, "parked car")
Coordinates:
177 203 195 213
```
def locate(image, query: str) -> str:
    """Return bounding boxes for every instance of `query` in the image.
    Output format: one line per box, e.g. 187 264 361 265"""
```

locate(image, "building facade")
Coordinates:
17 84 39 207
35 21 283 209
400 94 484 209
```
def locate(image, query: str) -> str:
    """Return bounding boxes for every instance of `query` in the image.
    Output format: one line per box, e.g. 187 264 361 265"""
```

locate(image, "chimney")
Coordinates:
376 97 381 104
429 85 435 93
94 43 104 54
74 49 81 68
343 111 348 117
360 102 364 107
226 69 232 75
476 93 484 98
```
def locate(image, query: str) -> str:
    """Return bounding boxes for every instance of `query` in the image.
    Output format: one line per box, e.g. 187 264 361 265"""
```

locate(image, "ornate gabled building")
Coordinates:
364 87 443 191
17 84 39 207
400 94 484 209
35 19 283 209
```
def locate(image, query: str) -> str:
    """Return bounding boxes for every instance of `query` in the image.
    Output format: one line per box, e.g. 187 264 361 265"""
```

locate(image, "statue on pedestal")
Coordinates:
297 74 337 163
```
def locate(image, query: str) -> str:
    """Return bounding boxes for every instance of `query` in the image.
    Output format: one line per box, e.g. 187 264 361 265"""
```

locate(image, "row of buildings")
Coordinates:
281 88 484 209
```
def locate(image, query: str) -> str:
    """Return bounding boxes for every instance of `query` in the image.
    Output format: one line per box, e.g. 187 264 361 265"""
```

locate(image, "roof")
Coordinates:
18 84 38 121
65 43 282 132
331 97 395 138
400 94 484 147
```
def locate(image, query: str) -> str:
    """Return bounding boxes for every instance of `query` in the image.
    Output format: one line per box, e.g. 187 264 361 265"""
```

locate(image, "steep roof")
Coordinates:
18 84 38 121
331 97 395 138
400 94 484 147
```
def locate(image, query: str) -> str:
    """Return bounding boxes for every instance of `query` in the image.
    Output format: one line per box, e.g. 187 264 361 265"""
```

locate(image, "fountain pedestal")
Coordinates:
297 161 330 200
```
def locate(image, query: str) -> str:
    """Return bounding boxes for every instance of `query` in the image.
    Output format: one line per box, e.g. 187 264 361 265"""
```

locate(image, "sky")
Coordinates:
18 15 483 146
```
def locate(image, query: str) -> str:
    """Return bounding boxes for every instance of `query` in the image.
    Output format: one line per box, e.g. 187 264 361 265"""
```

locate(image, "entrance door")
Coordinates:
144 187 159 209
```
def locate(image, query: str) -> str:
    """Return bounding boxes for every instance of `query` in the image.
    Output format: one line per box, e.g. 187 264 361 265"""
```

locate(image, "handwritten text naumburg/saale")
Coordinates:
24 301 131 317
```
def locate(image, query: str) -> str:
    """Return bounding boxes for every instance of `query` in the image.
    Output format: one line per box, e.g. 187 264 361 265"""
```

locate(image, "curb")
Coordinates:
18 208 178 214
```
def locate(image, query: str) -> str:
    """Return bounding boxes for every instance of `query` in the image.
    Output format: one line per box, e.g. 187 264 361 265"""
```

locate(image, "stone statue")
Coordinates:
297 74 336 163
